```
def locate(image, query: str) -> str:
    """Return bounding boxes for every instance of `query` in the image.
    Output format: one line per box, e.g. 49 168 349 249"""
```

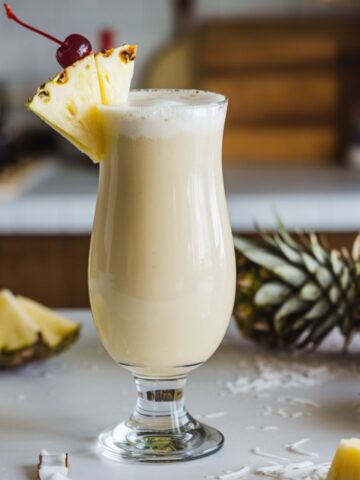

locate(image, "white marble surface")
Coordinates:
2 310 360 479
1 162 360 234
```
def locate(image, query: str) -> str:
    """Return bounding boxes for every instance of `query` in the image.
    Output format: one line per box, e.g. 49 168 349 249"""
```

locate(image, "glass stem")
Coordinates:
99 374 224 460
128 376 192 432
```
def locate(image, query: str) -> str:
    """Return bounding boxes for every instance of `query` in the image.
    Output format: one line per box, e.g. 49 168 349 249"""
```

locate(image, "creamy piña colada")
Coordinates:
89 90 235 377
12 1 235 460
88 89 235 462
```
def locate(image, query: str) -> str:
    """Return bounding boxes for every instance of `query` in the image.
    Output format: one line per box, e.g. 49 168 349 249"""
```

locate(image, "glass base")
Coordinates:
98 421 224 462
97 376 224 463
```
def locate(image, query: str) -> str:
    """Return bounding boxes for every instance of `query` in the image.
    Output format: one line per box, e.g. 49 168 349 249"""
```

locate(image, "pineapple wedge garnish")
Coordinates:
27 45 137 162
95 45 137 105
27 54 104 162
0 290 80 368
327 438 360 480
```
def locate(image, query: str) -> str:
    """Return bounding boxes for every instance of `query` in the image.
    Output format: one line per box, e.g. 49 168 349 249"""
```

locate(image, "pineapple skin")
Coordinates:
233 228 360 351
234 252 281 348
327 439 360 480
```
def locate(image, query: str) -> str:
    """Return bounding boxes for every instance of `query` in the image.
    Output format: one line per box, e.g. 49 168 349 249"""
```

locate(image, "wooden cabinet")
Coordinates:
198 19 360 164
0 235 90 308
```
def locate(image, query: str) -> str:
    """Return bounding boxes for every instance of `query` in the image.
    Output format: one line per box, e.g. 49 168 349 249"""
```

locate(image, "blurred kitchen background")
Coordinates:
1 0 360 307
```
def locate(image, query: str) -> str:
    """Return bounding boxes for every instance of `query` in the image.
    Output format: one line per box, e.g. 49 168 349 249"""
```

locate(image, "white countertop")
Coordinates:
2 310 360 479
0 162 360 234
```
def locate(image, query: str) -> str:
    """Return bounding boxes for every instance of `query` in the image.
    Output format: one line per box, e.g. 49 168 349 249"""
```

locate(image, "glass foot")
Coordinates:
97 376 224 463
98 421 224 462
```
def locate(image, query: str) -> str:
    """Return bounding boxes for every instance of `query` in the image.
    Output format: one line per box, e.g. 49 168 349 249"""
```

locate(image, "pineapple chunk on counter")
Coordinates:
0 290 39 352
0 290 80 368
327 438 360 480
18 296 79 349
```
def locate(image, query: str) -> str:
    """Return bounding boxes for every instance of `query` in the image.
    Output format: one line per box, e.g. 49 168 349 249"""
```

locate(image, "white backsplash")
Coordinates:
1 0 172 82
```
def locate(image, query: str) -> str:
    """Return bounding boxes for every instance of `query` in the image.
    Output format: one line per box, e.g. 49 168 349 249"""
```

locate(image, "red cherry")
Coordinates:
56 34 92 68
4 3 92 68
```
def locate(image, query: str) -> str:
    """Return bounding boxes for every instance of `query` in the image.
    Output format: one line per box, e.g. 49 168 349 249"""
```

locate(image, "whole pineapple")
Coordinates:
234 223 360 350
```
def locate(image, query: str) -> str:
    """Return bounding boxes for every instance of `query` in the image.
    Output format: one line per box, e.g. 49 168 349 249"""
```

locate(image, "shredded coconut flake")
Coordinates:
289 397 320 408
291 411 305 419
256 462 284 475
276 396 320 408
261 405 291 418
245 425 279 431
255 461 330 479
225 356 333 394
283 439 319 458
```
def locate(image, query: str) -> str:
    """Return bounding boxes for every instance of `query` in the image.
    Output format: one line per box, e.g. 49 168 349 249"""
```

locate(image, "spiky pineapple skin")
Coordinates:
233 228 360 351
235 252 283 348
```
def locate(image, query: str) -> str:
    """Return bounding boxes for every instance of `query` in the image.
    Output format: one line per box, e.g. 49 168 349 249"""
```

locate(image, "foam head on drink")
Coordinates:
100 89 227 139
89 89 236 378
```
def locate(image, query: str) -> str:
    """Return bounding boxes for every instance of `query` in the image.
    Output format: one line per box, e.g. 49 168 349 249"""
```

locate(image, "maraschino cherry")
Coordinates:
55 34 92 69
4 3 92 68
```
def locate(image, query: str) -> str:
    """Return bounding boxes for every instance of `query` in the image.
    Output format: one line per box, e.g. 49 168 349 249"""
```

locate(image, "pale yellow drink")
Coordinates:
89 90 235 378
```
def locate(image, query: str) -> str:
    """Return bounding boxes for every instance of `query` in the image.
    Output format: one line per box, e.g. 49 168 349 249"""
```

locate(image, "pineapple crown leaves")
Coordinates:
234 222 360 350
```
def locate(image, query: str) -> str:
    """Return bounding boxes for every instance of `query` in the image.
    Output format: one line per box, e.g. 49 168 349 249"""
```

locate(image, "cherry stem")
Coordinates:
4 3 64 46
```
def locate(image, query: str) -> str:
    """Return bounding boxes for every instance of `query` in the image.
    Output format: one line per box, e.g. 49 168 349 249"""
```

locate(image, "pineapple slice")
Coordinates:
18 296 80 350
0 290 80 368
27 45 137 161
0 289 39 353
327 438 360 480
27 54 104 162
95 44 137 105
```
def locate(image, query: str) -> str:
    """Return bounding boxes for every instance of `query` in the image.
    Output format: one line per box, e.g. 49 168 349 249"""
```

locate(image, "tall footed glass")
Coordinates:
89 90 236 462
